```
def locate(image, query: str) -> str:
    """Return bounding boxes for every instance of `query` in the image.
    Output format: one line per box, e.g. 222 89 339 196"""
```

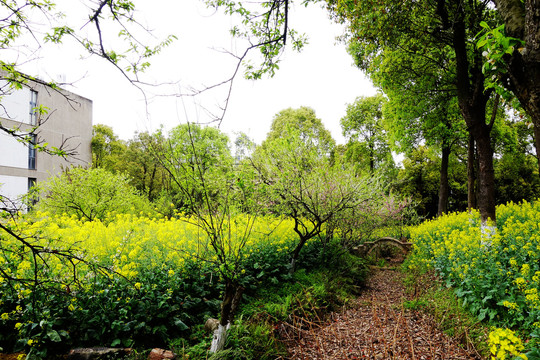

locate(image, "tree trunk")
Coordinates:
473 125 496 222
452 14 495 223
534 122 540 176
210 324 228 353
369 142 375 173
437 142 450 216
505 51 540 177
494 0 540 176
210 281 244 353
148 164 157 201
289 236 308 275
467 133 477 211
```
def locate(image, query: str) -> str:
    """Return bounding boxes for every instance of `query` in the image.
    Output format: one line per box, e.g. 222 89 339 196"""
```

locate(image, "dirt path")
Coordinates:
282 267 482 359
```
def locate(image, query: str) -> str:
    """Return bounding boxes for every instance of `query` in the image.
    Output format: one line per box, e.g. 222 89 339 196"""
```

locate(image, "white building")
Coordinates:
0 76 93 208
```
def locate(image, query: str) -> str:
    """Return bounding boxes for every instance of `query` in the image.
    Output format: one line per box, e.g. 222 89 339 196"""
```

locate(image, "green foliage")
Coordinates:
477 22 525 98
92 127 169 203
204 0 306 80
207 319 286 360
0 257 222 357
393 146 446 218
233 132 256 163
0 211 358 358
91 124 127 170
263 106 335 156
332 184 418 248
490 113 540 205
157 123 233 214
122 132 169 201
35 167 150 221
407 200 540 342
495 152 540 205
254 122 376 269
340 94 395 175
241 242 368 321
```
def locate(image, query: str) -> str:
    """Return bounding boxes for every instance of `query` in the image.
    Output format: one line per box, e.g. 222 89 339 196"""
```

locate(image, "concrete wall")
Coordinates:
0 76 93 204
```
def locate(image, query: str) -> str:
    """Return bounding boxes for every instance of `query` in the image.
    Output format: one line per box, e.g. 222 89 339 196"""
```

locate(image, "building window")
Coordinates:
29 90 38 125
28 135 36 169
28 177 37 191
27 177 38 209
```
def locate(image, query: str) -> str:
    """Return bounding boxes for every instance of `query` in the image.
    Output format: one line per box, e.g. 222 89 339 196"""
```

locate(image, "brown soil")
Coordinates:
0 353 24 360
281 266 483 359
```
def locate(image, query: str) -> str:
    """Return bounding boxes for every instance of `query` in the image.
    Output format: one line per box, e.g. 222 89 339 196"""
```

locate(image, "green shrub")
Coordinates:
35 167 151 221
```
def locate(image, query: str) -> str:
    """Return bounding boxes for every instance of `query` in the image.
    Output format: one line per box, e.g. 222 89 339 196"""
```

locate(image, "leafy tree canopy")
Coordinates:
35 167 150 221
153 123 233 214
340 94 394 174
91 124 126 170
262 106 335 157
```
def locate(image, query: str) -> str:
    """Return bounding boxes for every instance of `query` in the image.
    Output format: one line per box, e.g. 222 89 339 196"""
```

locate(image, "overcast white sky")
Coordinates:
23 0 377 145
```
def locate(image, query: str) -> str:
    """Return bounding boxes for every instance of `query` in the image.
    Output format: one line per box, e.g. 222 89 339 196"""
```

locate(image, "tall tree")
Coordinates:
155 123 233 214
91 124 126 170
327 0 497 222
368 38 468 215
264 106 336 156
211 0 501 222
491 109 540 204
394 146 444 218
340 95 394 175
384 92 468 215
123 132 169 201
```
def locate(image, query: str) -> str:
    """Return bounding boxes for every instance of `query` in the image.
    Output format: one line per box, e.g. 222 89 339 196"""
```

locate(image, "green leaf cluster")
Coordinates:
35 167 151 221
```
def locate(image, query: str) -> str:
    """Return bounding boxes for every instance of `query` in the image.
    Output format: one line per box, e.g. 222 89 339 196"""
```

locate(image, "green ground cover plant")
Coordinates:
0 211 366 359
406 200 540 359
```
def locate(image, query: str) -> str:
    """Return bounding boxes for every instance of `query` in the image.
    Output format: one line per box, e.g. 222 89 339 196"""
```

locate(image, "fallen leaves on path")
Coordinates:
282 268 482 359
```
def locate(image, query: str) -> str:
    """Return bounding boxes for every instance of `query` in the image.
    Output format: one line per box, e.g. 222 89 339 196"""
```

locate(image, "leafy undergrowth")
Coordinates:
172 249 368 360
405 201 540 358
402 260 540 360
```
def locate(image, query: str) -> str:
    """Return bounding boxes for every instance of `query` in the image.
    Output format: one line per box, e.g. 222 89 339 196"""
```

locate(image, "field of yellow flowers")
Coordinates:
408 200 540 357
0 212 321 357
